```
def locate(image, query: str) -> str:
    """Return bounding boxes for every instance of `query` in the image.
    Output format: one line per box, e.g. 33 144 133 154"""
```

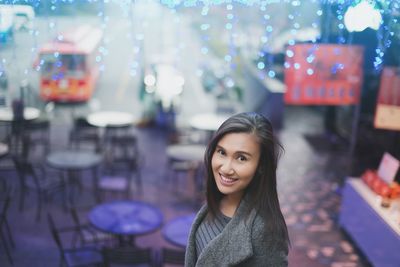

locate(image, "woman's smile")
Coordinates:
219 173 239 186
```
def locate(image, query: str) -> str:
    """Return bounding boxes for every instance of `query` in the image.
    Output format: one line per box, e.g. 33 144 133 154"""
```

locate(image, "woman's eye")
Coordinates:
238 155 247 161
216 149 225 155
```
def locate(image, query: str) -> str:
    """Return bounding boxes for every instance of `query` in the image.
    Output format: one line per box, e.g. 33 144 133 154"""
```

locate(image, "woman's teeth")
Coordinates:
220 174 237 184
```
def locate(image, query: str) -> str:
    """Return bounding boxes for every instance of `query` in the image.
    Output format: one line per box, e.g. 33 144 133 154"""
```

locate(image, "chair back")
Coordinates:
107 135 140 171
159 247 185 266
69 117 101 152
12 157 41 190
69 207 86 241
102 246 154 266
0 195 11 219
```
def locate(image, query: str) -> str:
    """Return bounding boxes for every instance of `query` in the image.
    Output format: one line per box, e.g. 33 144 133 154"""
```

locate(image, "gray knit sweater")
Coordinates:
185 197 288 267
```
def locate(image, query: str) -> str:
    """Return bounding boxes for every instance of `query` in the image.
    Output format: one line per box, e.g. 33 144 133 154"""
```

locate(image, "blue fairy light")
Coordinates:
268 70 275 78
291 1 301 7
257 62 265 70
200 24 210 30
261 36 268 43
286 50 294 58
201 47 209 54
306 55 315 63
224 55 232 62
201 6 209 16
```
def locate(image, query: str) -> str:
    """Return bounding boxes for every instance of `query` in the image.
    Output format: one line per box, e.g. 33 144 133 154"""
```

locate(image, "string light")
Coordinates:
1 0 398 101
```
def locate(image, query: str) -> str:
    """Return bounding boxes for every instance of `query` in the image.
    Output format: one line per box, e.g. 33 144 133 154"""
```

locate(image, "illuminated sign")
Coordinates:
374 67 400 131
284 44 364 105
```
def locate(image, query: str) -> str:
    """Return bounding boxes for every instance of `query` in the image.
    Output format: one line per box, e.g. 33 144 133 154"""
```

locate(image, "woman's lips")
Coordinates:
219 173 238 186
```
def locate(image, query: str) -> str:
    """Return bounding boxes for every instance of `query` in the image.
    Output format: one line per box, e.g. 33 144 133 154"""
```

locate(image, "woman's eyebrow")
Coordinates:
216 145 253 157
235 151 252 157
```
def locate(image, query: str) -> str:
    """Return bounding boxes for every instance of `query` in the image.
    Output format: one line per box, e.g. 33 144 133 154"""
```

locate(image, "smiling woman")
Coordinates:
185 112 289 267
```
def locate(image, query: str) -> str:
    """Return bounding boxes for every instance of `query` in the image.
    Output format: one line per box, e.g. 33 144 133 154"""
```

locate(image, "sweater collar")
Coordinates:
190 196 257 266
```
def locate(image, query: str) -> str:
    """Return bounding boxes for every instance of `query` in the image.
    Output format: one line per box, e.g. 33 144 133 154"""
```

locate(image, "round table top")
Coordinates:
89 200 163 236
0 142 8 158
162 213 196 248
166 144 206 162
46 150 103 170
87 111 136 128
0 107 40 121
189 113 229 132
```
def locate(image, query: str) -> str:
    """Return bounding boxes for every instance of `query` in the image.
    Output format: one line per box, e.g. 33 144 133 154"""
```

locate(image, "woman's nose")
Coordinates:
220 159 234 174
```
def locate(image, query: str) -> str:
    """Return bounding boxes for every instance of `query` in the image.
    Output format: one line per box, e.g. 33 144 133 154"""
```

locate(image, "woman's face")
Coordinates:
211 132 261 200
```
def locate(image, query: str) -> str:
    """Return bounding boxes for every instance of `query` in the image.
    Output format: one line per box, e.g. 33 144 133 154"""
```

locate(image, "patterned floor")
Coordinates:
0 106 373 266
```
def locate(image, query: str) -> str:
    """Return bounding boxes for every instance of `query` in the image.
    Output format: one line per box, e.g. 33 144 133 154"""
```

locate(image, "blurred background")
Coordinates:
0 0 399 266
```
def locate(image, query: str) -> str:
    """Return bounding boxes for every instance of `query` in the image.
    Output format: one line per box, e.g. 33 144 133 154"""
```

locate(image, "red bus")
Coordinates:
36 25 103 102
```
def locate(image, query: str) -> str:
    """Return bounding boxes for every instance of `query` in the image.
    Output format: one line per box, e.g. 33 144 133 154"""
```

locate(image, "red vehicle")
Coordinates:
36 25 103 102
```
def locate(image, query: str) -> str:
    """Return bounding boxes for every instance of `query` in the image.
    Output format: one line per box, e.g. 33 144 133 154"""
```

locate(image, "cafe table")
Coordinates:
86 110 138 146
162 213 196 248
0 107 41 155
87 111 136 128
166 144 206 163
0 142 8 158
189 113 228 132
0 142 9 190
46 150 103 205
88 200 163 246
0 107 40 122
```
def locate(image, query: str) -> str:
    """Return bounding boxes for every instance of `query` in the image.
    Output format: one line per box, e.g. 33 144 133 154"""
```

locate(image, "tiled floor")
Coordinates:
0 106 373 266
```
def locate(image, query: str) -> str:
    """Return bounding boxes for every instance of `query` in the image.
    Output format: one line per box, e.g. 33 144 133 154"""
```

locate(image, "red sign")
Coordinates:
284 44 364 105
374 67 400 131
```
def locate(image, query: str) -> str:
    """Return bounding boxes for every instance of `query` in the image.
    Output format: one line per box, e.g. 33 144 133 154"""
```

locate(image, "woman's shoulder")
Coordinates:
250 211 267 233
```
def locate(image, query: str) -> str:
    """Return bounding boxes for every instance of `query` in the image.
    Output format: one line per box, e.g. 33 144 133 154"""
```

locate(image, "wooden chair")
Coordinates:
13 157 66 221
102 246 156 267
47 213 104 267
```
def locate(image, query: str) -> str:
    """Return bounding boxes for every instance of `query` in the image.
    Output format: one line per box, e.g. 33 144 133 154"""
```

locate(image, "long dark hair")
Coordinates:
204 112 289 244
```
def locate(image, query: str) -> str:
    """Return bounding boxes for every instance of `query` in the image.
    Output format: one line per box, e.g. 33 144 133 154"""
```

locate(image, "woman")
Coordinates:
185 112 289 267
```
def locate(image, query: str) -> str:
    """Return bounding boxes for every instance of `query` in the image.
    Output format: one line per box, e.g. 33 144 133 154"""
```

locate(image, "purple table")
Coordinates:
89 200 163 245
162 213 196 248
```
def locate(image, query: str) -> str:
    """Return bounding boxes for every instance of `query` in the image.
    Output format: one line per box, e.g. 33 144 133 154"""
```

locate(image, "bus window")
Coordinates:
40 54 86 79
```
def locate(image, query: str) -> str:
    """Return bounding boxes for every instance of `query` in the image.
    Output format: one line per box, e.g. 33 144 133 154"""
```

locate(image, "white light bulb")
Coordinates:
344 1 382 32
